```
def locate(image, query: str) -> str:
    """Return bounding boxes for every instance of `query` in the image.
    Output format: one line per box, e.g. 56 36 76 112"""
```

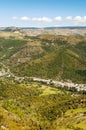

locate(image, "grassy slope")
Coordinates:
0 78 86 130
0 38 27 61
0 35 86 83
11 37 86 83
0 34 86 130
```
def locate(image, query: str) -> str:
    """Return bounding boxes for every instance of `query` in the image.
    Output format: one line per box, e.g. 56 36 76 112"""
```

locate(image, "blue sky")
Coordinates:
0 0 86 27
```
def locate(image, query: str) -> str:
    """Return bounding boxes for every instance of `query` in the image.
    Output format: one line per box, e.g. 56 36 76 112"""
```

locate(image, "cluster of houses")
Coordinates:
0 62 86 92
31 77 86 92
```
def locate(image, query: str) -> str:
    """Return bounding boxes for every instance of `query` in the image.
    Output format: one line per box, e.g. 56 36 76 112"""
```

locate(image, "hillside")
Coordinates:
0 34 86 83
0 34 84 83
0 78 86 130
1 27 86 37
0 32 86 130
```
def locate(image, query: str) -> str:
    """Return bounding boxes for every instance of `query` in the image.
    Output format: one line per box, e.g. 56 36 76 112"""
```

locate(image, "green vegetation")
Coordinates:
0 78 86 130
0 35 86 83
9 35 86 83
0 34 86 129
0 37 27 61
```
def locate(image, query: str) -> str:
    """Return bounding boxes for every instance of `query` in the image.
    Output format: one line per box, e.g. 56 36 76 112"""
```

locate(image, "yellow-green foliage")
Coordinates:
10 36 86 83
65 108 86 116
0 78 86 130
0 35 86 130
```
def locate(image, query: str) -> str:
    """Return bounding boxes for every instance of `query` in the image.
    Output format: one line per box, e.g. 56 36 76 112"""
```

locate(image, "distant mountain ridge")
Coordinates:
1 26 86 30
1 26 86 37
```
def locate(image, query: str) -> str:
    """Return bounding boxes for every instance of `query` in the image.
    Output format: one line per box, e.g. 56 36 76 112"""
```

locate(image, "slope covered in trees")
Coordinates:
0 78 86 130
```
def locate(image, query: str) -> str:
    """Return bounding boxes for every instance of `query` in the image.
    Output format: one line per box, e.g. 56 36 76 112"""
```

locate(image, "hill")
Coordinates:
0 32 86 130
0 34 86 83
0 78 86 130
0 34 84 83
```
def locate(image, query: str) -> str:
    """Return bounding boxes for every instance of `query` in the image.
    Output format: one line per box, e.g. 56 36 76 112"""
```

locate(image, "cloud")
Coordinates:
82 16 86 22
83 16 86 22
21 16 30 21
73 16 82 21
20 16 52 22
41 17 52 22
73 16 86 25
65 16 86 23
55 16 62 21
32 17 52 22
65 16 86 25
32 17 41 22
66 16 73 20
11 16 86 26
12 16 18 20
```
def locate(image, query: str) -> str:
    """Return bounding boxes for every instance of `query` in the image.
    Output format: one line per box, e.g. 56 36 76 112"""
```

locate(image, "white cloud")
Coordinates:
32 18 41 22
21 16 30 21
66 16 73 20
11 16 86 26
73 16 86 25
32 17 52 22
83 16 86 21
66 16 86 23
73 16 82 21
12 16 18 20
41 17 52 22
65 16 86 24
54 25 61 27
55 16 62 21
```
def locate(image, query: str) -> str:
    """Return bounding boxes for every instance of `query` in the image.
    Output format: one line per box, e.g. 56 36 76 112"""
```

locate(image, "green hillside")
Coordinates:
0 78 86 130
4 35 85 83
0 34 86 130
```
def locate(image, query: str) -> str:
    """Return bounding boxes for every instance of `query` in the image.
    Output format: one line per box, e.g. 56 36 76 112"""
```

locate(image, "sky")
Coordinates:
0 0 86 27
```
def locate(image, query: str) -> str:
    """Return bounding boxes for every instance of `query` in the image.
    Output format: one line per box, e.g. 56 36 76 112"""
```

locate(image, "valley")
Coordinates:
0 28 86 130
